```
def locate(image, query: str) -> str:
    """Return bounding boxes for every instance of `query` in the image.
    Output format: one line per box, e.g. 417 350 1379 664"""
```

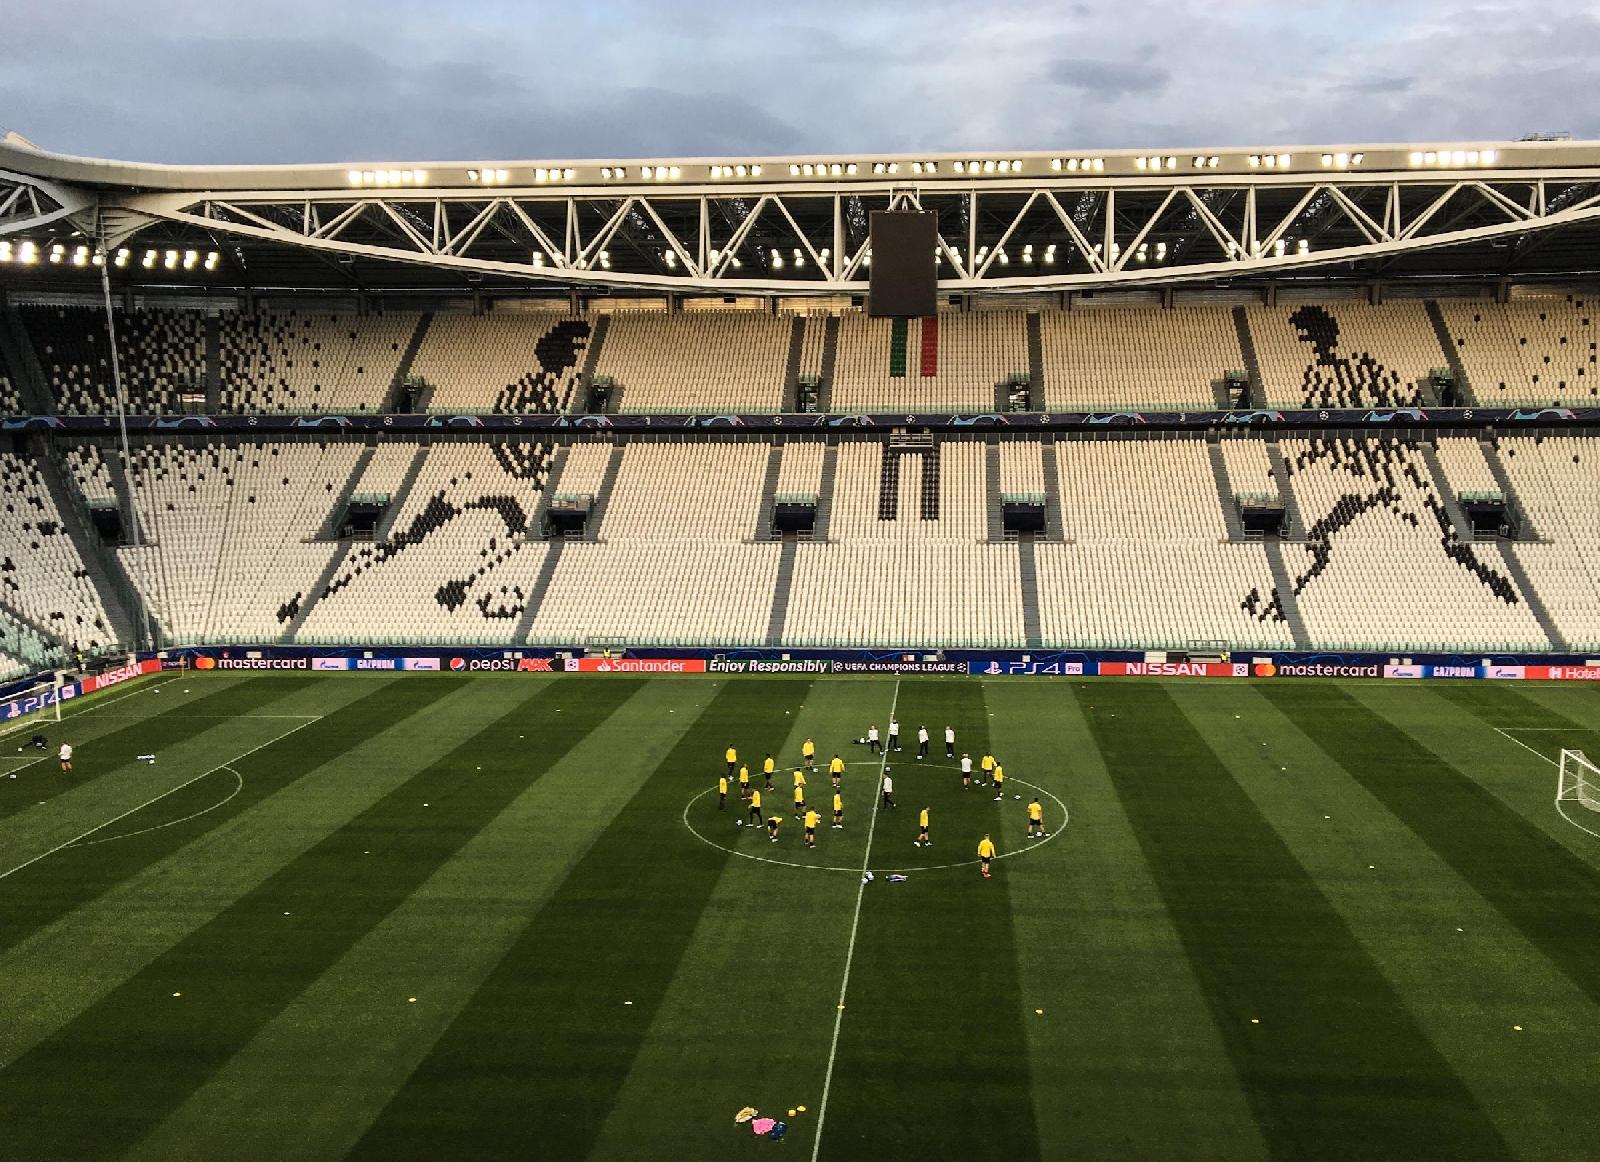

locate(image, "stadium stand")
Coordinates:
1246 301 1436 409
1489 435 1600 650
216 309 416 413
295 442 552 642
594 312 789 412
830 312 1024 411
0 370 21 414
1039 306 1239 410
0 450 116 652
1437 295 1600 405
407 312 590 413
109 441 363 644
1036 439 1293 649
1275 436 1547 650
22 304 204 413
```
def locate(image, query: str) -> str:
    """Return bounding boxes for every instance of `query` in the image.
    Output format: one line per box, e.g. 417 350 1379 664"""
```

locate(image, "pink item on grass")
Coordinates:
752 1117 777 1135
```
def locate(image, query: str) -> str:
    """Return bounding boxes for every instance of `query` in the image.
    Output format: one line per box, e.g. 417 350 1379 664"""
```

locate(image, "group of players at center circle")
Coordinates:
715 719 1050 878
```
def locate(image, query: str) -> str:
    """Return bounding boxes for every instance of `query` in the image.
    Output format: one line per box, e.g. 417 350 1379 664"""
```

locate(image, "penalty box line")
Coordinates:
0 714 323 883
810 677 900 1162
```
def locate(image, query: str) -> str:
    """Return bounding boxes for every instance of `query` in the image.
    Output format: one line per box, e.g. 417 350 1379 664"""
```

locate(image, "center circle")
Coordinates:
681 760 1069 873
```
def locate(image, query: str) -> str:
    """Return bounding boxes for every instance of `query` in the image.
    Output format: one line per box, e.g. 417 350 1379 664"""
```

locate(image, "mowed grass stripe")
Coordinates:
129 678 703 1162
0 675 387 957
1274 682 1600 1007
584 677 875 1160
984 680 1268 1160
817 678 1042 1162
0 674 301 824
0 677 638 1162
0 676 518 1074
348 678 812 1162
1083 683 1509 1160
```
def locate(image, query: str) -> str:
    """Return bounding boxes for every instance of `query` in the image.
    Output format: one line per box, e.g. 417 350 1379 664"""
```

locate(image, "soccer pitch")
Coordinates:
2 672 1600 1160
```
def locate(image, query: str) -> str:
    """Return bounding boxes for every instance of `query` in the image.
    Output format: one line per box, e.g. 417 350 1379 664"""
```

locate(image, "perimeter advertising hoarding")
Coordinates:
707 660 835 674
564 658 708 673
80 658 161 692
1098 661 1249 678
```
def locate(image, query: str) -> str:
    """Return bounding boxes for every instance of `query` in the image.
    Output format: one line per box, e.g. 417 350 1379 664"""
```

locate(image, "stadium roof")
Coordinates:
5 135 1600 297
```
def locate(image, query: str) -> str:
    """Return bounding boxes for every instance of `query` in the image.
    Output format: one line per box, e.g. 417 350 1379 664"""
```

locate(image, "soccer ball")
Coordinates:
736 820 744 827
1014 794 1021 800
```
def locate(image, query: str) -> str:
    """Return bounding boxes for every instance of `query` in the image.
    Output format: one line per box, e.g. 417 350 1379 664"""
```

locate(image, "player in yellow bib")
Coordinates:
832 791 844 828
992 764 1006 802
1027 797 1045 838
767 813 782 842
794 768 807 788
804 809 820 848
980 753 996 786
794 783 806 816
718 776 728 810
738 765 751 799
801 738 816 770
829 754 845 789
725 746 738 776
978 834 996 878
748 789 763 826
916 806 931 847
763 754 776 791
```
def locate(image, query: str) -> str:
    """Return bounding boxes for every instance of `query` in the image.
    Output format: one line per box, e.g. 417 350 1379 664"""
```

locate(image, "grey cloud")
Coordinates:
1048 57 1171 98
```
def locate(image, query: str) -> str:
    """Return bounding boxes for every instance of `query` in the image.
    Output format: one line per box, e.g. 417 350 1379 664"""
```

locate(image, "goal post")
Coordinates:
1557 749 1600 813
0 670 71 739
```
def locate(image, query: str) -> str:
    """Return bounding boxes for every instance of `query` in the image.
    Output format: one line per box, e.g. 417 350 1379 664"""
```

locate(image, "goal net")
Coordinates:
1557 749 1600 814
0 672 70 739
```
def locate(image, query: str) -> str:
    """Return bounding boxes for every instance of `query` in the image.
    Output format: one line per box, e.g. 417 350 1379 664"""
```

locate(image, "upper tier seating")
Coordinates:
408 313 590 413
0 372 21 414
1246 301 1436 410
1277 436 1545 650
1040 306 1239 410
297 442 553 643
1437 296 1600 406
113 441 363 644
216 310 417 413
22 305 204 414
595 312 789 412
831 312 1024 411
0 451 115 652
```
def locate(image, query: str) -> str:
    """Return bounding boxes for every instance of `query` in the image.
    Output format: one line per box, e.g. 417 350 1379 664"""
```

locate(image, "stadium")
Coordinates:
4 125 1600 1160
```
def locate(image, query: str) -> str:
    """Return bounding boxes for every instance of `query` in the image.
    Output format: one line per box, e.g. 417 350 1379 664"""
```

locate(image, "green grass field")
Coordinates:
2 671 1600 1161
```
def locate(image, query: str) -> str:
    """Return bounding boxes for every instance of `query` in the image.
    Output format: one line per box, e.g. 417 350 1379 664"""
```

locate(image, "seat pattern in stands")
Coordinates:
0 451 114 652
21 305 204 414
216 310 417 413
1438 296 1600 406
1040 306 1239 411
408 313 590 413
596 312 789 413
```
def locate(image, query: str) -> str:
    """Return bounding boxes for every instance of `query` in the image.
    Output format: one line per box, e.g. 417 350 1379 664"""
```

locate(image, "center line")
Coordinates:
810 677 899 1162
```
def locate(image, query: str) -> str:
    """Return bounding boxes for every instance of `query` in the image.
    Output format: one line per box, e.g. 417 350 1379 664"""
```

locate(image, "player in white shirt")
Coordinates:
887 719 901 752
880 772 896 808
866 725 881 754
960 752 973 789
59 742 73 772
916 725 930 759
945 725 956 758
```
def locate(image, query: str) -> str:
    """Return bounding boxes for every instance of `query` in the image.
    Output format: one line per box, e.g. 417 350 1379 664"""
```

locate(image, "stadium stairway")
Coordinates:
985 438 1004 542
281 545 351 643
313 445 377 541
813 441 839 540
375 445 430 541
1017 539 1043 649
753 441 783 539
384 313 434 413
1205 437 1248 540
0 299 54 414
585 444 625 538
1426 300 1477 403
1418 442 1476 540
817 315 840 412
765 540 797 644
1495 543 1569 651
1477 435 1540 539
576 314 610 412
1264 439 1308 539
1039 437 1065 541
1025 313 1044 410
1232 306 1264 405
203 316 221 411
525 444 571 541
782 317 805 412
1265 544 1311 648
512 543 565 643
31 437 140 648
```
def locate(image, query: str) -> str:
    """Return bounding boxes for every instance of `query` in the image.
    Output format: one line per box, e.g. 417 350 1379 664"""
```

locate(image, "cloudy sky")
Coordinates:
2 0 1589 163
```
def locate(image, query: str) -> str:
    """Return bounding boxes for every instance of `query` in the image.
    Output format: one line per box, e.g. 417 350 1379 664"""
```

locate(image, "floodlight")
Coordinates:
204 251 219 269
185 248 200 269
49 243 63 263
20 241 36 263
752 164 763 176
347 170 362 185
141 249 155 268
0 240 11 262
468 169 480 181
